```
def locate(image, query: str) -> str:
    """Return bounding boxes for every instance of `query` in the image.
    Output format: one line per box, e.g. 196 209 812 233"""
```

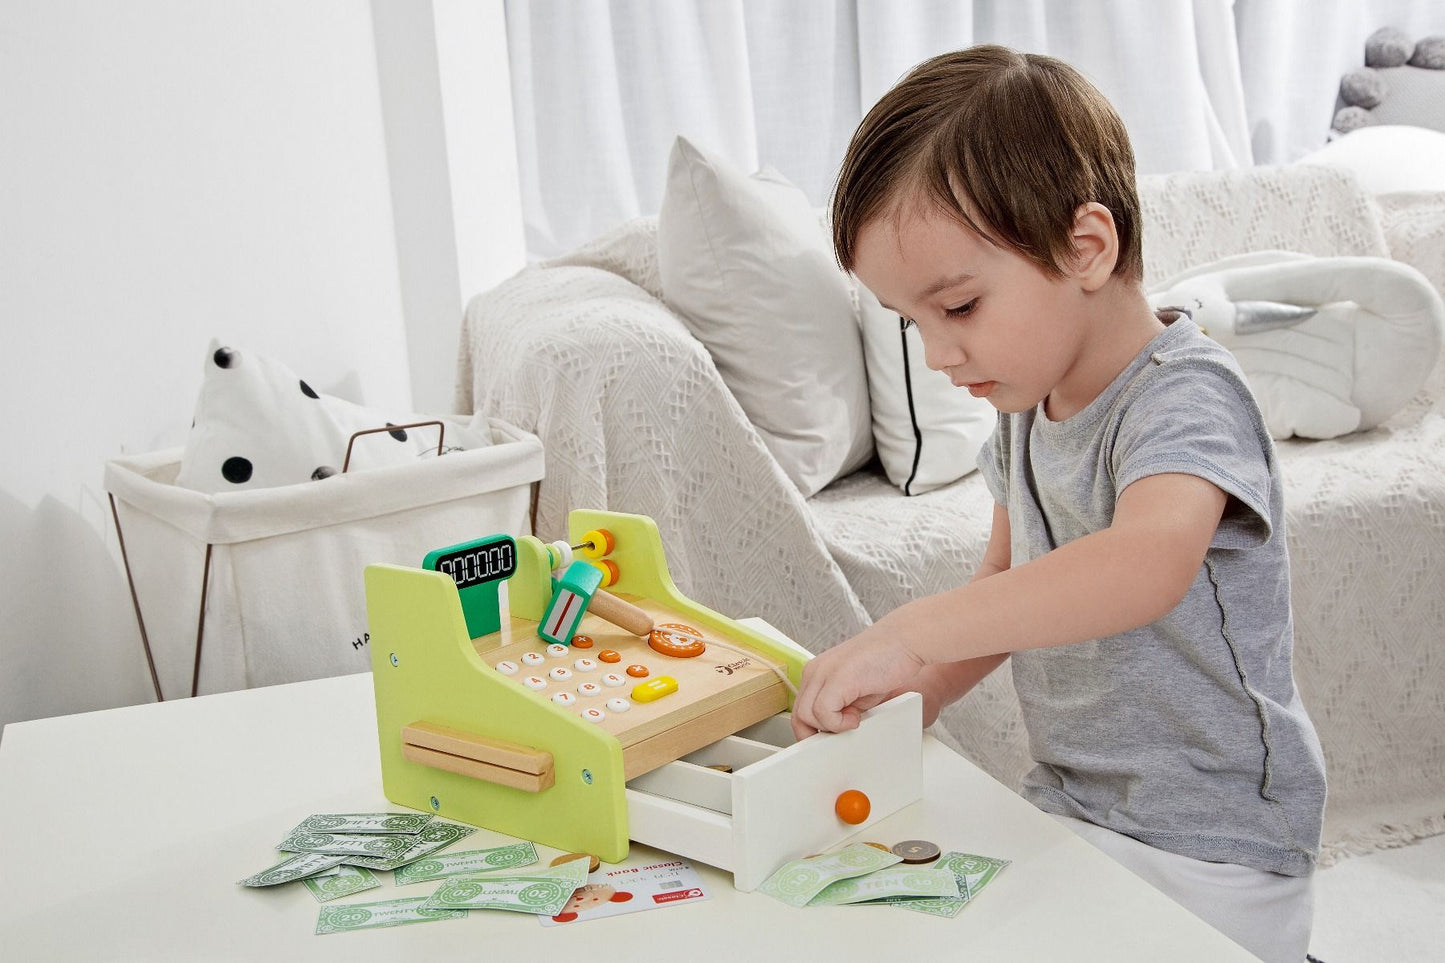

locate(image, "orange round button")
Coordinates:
625 664 650 678
598 649 621 663
648 623 706 659
835 789 871 825
570 635 594 649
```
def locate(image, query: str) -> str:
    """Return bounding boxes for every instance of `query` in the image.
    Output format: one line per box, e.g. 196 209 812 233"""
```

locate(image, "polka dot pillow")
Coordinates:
175 340 488 494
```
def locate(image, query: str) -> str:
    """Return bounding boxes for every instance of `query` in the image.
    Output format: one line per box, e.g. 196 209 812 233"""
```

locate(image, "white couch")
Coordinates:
458 164 1445 866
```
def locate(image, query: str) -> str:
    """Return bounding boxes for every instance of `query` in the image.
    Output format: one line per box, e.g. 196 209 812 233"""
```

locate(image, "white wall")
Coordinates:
0 1 524 728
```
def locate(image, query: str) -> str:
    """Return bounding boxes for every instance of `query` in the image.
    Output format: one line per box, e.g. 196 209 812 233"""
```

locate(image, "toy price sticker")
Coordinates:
540 858 711 926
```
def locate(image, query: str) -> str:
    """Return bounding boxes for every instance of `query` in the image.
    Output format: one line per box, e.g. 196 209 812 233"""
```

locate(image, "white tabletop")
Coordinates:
0 672 1252 961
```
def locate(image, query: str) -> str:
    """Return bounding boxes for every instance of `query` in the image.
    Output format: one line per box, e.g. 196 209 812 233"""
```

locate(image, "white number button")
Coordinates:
573 658 597 672
580 707 606 723
551 691 577 706
605 697 631 713
494 660 519 675
521 652 545 667
522 675 547 691
601 672 626 688
546 644 569 658
548 666 573 682
577 682 601 698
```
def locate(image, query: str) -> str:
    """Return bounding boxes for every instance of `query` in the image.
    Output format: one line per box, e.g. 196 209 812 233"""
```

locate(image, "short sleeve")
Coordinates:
1111 353 1276 549
975 414 1009 507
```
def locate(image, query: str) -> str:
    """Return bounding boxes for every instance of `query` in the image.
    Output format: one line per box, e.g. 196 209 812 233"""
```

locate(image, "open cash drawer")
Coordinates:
626 693 924 892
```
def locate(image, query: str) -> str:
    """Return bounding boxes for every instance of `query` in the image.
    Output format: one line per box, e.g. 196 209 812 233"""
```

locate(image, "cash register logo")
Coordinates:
714 657 752 676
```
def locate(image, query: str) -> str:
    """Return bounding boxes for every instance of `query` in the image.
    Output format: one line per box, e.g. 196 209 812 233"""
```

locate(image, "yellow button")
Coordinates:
630 676 679 703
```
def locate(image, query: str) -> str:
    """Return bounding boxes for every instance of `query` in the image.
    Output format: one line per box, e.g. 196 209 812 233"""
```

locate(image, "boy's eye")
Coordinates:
945 299 979 318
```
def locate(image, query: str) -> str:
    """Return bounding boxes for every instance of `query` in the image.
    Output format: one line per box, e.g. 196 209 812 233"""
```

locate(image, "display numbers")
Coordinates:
429 538 516 589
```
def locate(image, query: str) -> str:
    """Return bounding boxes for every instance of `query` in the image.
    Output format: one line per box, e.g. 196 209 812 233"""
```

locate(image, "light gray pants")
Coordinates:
1050 814 1314 962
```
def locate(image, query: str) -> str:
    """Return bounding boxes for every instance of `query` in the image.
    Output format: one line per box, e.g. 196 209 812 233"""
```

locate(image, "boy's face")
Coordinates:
853 201 1094 416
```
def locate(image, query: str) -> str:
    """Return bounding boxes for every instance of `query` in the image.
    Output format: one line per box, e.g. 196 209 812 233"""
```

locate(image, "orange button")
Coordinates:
571 635 594 649
631 676 678 703
625 664 649 678
598 649 621 663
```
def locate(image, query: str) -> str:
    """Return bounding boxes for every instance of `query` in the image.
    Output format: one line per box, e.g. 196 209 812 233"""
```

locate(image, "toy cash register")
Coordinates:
365 510 923 891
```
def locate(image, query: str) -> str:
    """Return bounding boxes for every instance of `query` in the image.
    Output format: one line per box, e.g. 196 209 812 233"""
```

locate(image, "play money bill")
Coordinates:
758 843 903 908
393 841 538 885
289 812 434 836
808 865 961 906
885 852 1010 918
303 864 383 902
239 851 348 887
341 820 477 871
420 856 588 916
315 896 466 935
277 831 413 861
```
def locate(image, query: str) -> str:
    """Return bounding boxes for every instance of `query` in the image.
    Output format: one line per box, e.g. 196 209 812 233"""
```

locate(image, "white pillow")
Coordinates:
1299 126 1445 194
657 136 873 497
176 339 490 494
855 286 995 494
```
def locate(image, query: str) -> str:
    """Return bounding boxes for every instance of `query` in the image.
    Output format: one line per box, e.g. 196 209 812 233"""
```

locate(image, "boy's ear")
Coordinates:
1070 202 1119 291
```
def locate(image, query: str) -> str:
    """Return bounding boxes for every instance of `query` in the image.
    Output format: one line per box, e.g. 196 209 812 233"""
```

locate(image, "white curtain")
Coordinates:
505 0 1432 260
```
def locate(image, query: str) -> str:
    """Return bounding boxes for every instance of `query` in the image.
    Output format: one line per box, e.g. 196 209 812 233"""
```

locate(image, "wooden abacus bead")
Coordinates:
578 528 614 559
546 540 573 571
596 559 620 588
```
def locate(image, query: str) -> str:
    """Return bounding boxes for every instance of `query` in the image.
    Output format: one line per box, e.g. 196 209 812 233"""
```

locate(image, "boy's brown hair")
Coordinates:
832 45 1143 282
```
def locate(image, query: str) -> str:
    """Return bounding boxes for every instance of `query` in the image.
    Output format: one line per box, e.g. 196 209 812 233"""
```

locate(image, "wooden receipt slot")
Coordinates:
401 721 555 793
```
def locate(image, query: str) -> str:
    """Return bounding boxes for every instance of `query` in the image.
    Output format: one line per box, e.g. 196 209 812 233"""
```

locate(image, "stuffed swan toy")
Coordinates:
1147 252 1444 440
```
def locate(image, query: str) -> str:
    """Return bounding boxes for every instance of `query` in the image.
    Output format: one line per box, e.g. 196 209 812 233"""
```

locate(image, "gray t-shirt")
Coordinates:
976 315 1326 877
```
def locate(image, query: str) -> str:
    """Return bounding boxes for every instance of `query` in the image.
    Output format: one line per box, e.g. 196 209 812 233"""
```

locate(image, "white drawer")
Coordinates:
625 692 923 891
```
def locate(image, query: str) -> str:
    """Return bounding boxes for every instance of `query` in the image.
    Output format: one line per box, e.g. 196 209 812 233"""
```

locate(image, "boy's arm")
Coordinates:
791 472 1228 735
901 503 1013 726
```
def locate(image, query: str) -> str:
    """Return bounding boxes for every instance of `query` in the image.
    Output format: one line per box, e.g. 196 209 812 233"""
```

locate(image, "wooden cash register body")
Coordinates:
366 510 923 891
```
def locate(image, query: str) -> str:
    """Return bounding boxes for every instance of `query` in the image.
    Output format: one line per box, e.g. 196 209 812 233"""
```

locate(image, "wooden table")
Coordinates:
0 672 1254 961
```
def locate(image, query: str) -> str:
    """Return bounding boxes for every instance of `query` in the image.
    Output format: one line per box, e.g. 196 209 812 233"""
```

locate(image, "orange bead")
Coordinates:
625 664 650 678
835 789 871 825
571 635 594 649
598 649 621 663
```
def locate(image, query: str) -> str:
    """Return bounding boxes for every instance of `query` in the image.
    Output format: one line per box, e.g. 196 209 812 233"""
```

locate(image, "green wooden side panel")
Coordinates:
567 510 808 699
365 563 629 861
507 535 554 622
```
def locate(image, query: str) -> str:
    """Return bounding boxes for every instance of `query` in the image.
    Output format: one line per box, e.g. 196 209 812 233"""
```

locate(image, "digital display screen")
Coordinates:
429 538 516 590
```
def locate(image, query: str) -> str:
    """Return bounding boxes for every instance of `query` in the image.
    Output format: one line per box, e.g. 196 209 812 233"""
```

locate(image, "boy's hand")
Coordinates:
790 630 926 739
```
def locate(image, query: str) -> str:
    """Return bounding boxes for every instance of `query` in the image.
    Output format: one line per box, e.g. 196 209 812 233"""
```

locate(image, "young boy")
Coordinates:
790 46 1326 962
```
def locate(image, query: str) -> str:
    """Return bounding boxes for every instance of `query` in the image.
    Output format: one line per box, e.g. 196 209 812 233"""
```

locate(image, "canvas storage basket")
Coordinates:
104 416 544 699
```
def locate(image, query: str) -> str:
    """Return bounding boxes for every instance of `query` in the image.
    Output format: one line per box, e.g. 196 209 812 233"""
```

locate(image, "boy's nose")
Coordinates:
922 338 965 372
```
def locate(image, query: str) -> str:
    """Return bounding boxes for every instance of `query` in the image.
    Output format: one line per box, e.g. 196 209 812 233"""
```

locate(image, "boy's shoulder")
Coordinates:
1122 317 1259 415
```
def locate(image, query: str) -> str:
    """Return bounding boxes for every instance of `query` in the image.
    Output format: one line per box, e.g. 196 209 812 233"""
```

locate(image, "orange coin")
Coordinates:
570 635 594 649
598 649 621 663
835 789 871 825
625 664 649 678
550 852 601 873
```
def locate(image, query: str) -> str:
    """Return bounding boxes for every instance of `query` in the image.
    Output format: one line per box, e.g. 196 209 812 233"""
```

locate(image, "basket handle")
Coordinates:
342 420 447 473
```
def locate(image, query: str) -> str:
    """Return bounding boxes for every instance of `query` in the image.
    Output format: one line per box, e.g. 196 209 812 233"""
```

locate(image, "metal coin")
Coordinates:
891 839 941 864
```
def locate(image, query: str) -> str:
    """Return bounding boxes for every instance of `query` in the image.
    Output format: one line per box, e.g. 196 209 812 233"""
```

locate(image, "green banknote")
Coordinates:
277 831 413 860
342 820 477 872
239 851 348 887
884 851 1010 918
758 844 904 908
302 864 383 902
315 896 466 935
419 857 588 916
289 812 434 836
808 865 961 906
393 841 538 885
